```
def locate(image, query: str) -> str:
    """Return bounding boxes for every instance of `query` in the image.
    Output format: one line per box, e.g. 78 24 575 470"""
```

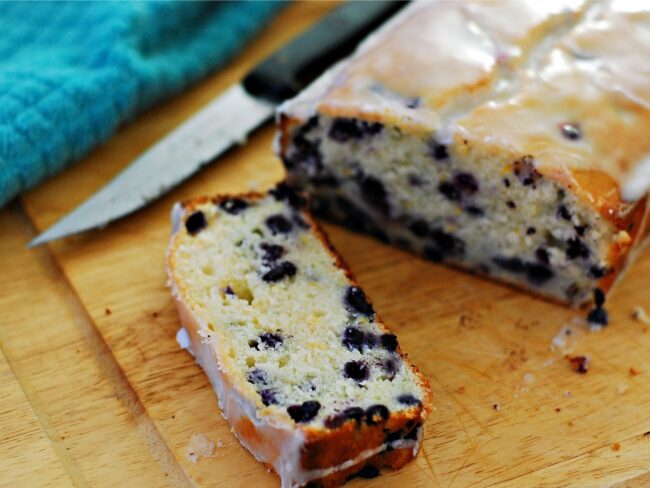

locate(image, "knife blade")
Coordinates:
29 1 405 247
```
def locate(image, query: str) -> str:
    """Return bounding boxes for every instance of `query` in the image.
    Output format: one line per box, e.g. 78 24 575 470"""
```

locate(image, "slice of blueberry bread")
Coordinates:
167 184 432 488
276 1 650 306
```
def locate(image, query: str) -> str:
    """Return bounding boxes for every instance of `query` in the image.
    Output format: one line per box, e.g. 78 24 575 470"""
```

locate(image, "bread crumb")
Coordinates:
563 391 572 398
612 442 621 451
105 308 111 315
567 355 590 374
555 407 561 413
186 434 215 463
616 383 629 395
455 386 466 394
629 367 641 376
523 373 535 385
492 403 500 411
632 307 650 325
216 439 224 449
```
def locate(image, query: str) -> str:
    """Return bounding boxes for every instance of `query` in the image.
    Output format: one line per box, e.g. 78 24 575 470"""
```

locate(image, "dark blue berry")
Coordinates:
224 285 235 296
220 198 248 215
408 174 425 186
365 405 390 425
382 358 398 379
593 288 605 307
380 334 398 352
493 256 525 273
526 227 536 235
438 181 461 201
329 117 382 142
287 401 321 423
262 261 297 282
266 215 292 235
270 182 305 208
589 265 610 278
247 368 269 385
465 205 484 217
575 225 588 236
324 406 364 429
260 389 278 406
587 307 608 326
344 361 370 382
503 178 511 188
409 219 429 238
359 175 390 215
430 141 449 161
454 172 479 195
525 263 554 285
506 200 516 209
260 243 285 262
397 394 421 406
185 211 206 235
535 248 550 265
344 287 374 317
342 326 378 352
342 326 364 351
248 339 259 350
431 229 465 256
259 332 283 349
560 123 581 140
289 133 322 172
557 205 572 221
566 237 590 260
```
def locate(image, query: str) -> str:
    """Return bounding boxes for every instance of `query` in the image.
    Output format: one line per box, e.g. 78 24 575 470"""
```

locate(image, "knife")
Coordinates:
29 1 405 247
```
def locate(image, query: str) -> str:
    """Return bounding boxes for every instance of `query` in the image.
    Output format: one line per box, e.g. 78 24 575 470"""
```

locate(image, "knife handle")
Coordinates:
243 1 405 104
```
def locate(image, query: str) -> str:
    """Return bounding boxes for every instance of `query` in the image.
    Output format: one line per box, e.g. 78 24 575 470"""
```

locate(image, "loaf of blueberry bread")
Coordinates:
167 184 432 488
276 1 650 306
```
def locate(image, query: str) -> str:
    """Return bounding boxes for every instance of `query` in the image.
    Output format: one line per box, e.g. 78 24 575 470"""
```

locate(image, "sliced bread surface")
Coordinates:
167 184 432 487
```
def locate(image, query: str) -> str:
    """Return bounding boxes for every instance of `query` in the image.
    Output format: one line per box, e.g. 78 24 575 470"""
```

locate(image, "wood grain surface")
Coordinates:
2 2 649 487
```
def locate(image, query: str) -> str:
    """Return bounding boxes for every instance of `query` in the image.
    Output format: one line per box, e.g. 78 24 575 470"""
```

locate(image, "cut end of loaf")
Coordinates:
277 112 637 306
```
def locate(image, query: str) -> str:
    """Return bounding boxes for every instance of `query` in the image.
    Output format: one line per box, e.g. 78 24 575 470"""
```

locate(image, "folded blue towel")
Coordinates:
0 1 285 207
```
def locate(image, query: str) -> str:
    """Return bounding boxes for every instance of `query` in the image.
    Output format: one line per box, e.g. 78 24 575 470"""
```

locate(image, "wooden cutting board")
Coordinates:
2 3 650 487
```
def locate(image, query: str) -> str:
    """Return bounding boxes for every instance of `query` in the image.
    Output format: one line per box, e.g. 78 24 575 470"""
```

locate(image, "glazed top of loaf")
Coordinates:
281 1 650 208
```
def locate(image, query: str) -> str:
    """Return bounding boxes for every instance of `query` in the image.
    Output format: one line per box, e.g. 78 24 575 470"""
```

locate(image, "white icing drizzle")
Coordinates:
623 156 650 202
279 1 650 203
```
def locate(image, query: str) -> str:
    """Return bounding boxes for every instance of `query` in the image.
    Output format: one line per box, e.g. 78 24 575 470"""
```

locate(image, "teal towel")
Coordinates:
0 1 285 207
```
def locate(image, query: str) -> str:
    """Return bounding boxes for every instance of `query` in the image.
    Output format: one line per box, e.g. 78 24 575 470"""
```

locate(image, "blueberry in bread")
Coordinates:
276 1 650 306
167 185 432 488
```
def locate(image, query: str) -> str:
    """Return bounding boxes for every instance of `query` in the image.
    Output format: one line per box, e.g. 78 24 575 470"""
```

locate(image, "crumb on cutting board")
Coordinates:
632 306 650 325
186 433 215 463
616 383 629 395
567 355 590 374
